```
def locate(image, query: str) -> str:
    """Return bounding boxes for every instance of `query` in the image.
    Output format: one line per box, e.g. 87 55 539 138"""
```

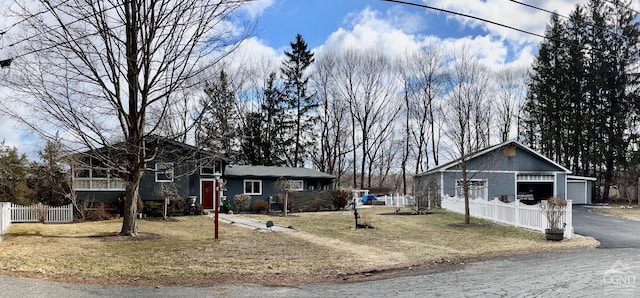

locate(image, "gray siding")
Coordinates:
416 143 571 201
556 173 567 198
460 147 565 172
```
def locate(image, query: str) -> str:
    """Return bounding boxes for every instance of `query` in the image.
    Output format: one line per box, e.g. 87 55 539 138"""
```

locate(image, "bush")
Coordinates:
277 192 296 210
311 198 326 211
251 199 269 213
330 189 351 210
233 194 250 213
85 202 113 221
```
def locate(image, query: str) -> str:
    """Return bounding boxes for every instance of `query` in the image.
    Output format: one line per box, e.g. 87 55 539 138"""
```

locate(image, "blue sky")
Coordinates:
240 0 595 70
3 0 640 157
255 0 488 50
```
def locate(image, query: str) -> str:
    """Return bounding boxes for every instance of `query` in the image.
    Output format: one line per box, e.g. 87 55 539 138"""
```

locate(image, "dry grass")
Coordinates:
593 204 640 221
0 208 598 286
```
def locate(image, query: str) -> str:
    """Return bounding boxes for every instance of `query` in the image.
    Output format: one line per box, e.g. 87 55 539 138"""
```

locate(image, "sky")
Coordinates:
1 0 639 159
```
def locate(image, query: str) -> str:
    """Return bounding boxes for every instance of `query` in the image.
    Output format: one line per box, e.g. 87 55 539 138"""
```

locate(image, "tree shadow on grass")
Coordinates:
4 231 161 241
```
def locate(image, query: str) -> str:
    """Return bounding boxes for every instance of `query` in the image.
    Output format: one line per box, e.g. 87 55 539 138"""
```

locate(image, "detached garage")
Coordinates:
415 140 595 206
567 175 596 205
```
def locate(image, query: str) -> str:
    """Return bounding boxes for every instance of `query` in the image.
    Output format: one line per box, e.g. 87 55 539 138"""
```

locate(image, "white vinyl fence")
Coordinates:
441 197 573 238
378 194 413 207
0 202 10 235
10 203 74 224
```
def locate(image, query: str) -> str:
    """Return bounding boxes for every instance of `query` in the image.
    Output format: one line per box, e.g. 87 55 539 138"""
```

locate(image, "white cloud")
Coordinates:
239 0 276 18
318 8 422 58
316 6 535 71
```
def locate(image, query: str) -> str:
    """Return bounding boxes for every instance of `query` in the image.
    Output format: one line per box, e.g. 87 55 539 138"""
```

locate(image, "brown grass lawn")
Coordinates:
0 208 598 286
593 203 640 221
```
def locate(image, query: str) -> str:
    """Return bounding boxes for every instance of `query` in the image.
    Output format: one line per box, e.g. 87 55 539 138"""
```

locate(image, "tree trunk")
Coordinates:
120 177 140 236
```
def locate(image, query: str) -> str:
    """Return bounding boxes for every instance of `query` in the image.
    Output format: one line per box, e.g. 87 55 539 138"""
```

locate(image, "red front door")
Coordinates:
202 181 214 209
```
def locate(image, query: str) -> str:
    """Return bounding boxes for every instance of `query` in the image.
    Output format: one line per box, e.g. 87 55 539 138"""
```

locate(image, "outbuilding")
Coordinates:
415 140 594 205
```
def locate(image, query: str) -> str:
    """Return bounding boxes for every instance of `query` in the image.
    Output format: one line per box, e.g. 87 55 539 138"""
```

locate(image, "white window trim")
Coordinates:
73 160 124 191
156 162 174 183
455 179 488 199
200 161 222 176
244 179 262 195
288 180 304 191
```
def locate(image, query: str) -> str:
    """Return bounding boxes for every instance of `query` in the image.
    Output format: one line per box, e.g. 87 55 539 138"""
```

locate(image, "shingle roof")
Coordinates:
416 140 571 176
224 165 335 179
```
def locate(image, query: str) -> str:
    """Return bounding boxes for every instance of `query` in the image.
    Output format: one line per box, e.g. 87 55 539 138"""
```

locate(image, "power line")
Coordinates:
0 0 257 56
0 0 76 35
380 0 638 64
381 0 549 40
509 0 636 45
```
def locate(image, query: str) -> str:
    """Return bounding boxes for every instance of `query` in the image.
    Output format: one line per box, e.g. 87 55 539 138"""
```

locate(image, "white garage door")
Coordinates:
567 181 587 204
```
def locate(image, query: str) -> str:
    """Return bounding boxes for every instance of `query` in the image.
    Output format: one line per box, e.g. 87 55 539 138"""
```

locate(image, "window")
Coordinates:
200 161 222 176
455 179 488 200
244 180 262 195
72 157 124 191
288 180 304 191
156 163 174 182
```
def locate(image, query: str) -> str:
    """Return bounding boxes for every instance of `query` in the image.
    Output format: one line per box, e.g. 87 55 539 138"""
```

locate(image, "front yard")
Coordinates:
592 203 640 221
0 208 598 286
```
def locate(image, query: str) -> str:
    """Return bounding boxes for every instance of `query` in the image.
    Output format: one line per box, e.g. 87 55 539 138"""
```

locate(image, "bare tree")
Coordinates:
329 48 399 189
443 46 492 224
494 67 527 142
1 0 253 236
398 44 447 193
312 52 352 184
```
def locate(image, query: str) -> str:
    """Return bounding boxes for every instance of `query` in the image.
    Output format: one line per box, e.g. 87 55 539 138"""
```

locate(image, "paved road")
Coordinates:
1 248 639 297
573 205 640 248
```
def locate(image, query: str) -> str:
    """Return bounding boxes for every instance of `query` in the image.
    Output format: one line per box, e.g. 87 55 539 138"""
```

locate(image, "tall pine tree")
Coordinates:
281 34 317 167
198 70 238 156
522 0 640 201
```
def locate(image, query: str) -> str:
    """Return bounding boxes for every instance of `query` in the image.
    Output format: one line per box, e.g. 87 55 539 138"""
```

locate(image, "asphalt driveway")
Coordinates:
573 205 640 248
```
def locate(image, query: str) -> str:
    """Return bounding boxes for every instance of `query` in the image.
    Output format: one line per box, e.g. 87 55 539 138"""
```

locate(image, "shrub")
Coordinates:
233 194 250 213
251 199 269 213
330 189 350 210
277 192 296 210
311 198 325 211
143 198 202 217
85 202 113 221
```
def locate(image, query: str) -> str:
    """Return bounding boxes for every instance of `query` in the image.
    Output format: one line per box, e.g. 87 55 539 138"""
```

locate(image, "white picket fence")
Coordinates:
10 203 74 224
441 196 573 238
0 202 10 235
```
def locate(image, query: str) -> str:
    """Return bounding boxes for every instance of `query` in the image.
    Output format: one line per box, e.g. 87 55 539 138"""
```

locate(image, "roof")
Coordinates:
417 140 572 176
224 165 335 179
68 134 230 162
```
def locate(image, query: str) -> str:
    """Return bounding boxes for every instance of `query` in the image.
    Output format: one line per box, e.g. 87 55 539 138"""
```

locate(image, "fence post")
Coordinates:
514 199 520 227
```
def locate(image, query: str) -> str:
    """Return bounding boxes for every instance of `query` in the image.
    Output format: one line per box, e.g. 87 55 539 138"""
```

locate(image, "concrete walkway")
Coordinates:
212 213 295 232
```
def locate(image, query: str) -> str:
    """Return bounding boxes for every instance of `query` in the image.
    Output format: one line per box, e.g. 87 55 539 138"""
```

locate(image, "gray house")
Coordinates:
415 140 593 205
223 165 336 210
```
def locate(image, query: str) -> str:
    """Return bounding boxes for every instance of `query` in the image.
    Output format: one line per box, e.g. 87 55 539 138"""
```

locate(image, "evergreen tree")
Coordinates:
237 72 288 166
522 0 640 201
240 111 265 165
522 13 568 163
198 70 239 159
281 34 317 167
0 142 33 205
260 72 288 166
29 139 70 206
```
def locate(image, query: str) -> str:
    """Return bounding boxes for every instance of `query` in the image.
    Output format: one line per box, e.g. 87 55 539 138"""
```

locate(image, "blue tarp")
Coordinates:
361 194 377 203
